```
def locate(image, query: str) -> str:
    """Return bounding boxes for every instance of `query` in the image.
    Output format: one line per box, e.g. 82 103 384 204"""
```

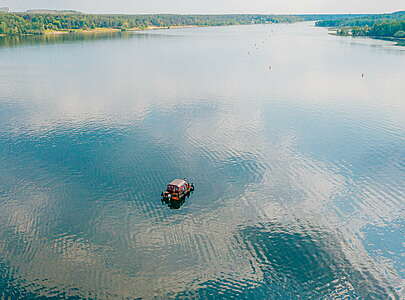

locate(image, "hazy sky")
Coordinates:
1 0 404 14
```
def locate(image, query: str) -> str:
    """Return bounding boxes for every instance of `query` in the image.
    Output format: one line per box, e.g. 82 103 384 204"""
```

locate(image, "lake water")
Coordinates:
0 22 404 299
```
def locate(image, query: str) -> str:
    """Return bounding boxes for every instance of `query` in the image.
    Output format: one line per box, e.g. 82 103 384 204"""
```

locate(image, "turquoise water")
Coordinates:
0 23 404 299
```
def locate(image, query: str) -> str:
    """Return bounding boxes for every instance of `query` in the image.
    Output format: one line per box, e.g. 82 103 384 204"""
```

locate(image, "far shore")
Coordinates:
43 25 200 35
325 27 405 46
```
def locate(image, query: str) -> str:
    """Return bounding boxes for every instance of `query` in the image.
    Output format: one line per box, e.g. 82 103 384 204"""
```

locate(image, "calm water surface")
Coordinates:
0 23 404 299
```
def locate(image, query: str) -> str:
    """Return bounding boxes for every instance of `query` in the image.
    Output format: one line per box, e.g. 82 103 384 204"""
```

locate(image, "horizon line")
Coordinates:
7 9 405 15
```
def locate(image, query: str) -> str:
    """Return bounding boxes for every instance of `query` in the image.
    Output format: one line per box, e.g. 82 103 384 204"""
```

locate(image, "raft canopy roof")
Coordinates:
169 179 187 187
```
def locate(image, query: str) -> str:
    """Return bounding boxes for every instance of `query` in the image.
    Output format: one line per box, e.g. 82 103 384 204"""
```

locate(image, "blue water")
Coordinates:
0 23 404 299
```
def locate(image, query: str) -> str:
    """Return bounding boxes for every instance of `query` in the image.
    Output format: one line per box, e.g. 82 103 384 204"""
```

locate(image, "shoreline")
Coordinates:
0 22 301 38
326 27 405 46
0 25 203 37
0 25 200 37
42 25 200 35
0 24 263 37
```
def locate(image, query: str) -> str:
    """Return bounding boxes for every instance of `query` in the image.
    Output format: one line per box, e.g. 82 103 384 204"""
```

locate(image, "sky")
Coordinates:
1 0 404 14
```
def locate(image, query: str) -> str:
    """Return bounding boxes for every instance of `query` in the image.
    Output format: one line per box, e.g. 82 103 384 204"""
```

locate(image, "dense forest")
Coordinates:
0 13 302 35
315 11 405 38
1 11 404 37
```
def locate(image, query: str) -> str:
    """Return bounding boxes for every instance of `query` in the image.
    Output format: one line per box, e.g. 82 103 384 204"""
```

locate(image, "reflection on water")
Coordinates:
0 32 134 48
237 222 396 298
0 23 404 299
162 196 188 210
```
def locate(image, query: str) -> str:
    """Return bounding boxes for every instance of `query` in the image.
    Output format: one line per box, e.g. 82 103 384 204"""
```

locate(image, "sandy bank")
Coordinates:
43 25 199 35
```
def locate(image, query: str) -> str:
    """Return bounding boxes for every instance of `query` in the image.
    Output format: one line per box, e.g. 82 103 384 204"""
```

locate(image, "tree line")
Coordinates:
0 13 302 35
2 11 404 37
315 11 405 38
